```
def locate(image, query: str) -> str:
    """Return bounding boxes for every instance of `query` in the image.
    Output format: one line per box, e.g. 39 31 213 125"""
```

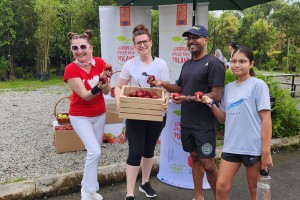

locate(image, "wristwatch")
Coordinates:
207 99 215 107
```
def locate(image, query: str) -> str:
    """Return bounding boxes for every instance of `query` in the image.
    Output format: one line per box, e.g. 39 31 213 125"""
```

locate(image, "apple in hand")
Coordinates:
99 76 108 84
147 75 156 86
105 64 112 72
104 64 113 77
172 92 182 100
194 91 204 99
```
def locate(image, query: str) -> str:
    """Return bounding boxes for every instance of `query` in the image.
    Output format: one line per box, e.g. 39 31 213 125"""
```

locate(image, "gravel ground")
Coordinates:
0 74 299 184
0 85 160 183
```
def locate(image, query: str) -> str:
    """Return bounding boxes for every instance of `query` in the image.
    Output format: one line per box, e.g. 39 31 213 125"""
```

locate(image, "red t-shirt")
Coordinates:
63 57 106 117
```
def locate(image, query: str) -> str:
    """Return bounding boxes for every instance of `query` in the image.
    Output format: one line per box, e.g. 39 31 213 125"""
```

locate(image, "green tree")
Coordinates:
10 0 37 78
247 19 276 67
270 3 300 47
151 10 159 57
34 0 61 80
212 12 238 58
0 0 16 80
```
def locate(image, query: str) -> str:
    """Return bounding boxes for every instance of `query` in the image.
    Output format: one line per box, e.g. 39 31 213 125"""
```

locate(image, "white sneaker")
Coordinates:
81 189 92 200
81 189 103 200
192 197 204 200
91 192 103 200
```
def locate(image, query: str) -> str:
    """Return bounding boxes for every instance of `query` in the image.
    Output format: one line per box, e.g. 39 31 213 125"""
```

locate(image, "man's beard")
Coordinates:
189 43 205 56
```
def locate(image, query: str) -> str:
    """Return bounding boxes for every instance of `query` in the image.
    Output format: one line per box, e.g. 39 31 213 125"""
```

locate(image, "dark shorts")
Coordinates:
181 126 216 158
221 152 261 167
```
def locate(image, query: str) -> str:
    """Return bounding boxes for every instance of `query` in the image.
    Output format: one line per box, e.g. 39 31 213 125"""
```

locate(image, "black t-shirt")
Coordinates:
177 54 225 130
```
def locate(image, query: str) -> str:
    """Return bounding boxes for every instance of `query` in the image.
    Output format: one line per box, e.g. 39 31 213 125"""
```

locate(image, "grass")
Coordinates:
0 74 65 92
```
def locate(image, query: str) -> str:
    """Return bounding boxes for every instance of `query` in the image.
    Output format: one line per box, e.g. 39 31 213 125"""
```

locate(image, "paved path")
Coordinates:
46 149 300 200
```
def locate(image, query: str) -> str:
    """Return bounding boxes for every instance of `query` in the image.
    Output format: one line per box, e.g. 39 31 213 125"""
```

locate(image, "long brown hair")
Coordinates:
232 46 256 77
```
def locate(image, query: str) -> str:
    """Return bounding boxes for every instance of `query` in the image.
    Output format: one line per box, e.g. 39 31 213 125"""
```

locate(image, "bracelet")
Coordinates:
187 95 192 103
91 85 102 95
207 99 215 108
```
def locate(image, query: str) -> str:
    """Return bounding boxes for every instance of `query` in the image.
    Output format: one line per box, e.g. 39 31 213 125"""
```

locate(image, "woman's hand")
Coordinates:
199 95 213 104
161 97 169 111
261 151 273 170
104 63 113 77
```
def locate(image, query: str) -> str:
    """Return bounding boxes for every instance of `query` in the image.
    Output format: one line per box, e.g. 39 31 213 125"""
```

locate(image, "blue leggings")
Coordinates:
126 117 166 166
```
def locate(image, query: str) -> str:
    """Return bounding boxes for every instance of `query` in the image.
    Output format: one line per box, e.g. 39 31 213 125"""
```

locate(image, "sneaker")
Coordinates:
91 192 103 200
125 196 135 200
139 182 157 198
192 197 204 200
81 189 92 200
81 189 103 200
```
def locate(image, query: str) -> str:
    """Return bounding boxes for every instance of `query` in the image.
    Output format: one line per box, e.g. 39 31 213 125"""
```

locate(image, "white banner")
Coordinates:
157 102 210 189
159 3 209 83
99 6 152 86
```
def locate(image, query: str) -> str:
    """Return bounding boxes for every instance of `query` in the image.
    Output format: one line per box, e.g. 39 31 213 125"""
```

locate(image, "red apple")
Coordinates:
136 90 144 97
99 76 108 84
172 92 182 100
188 156 193 168
104 64 112 72
110 87 115 97
194 91 204 99
104 64 113 77
147 75 156 86
150 91 158 97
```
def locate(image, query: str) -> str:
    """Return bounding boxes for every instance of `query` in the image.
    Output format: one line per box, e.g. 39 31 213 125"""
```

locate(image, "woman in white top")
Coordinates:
114 24 170 200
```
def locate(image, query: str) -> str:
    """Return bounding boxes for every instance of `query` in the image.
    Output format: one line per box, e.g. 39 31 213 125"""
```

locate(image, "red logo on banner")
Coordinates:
176 4 187 25
120 6 131 26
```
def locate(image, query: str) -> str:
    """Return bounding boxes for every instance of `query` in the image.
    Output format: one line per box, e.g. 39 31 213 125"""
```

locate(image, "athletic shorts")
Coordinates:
181 126 216 158
221 152 261 167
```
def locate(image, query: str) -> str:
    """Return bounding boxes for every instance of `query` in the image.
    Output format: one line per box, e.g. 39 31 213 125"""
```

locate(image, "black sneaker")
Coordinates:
139 182 157 198
125 196 135 200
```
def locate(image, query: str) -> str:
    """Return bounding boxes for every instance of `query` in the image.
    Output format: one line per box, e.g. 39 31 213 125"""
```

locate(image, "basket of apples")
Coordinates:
54 96 71 125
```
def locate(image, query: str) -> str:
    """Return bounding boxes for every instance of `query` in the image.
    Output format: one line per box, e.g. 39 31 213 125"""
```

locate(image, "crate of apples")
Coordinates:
119 86 165 121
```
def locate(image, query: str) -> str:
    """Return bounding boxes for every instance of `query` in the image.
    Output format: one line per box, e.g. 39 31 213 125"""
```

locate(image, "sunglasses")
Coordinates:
70 44 90 51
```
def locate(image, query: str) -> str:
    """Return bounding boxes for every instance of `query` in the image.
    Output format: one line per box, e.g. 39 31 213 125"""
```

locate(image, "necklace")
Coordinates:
74 57 96 67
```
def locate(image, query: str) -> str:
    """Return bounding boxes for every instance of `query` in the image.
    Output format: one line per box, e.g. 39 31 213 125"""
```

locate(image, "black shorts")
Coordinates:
221 152 261 167
181 126 216 158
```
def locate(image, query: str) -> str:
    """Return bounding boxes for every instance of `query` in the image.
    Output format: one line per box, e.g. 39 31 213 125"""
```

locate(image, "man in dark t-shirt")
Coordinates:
154 25 225 200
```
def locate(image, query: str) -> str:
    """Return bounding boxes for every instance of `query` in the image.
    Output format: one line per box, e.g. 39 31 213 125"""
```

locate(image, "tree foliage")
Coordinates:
34 0 61 80
0 0 299 80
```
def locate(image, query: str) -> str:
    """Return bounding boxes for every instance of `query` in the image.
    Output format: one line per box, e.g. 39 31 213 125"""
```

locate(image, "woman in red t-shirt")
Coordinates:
63 29 111 200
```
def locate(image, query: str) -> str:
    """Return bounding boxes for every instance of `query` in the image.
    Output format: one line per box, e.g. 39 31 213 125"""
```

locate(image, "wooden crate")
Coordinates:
119 86 165 121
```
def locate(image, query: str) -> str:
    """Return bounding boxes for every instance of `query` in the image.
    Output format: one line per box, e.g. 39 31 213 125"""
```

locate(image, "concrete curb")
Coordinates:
0 136 299 200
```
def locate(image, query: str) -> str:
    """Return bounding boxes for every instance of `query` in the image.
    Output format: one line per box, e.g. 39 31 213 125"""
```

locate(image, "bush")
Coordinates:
0 57 9 81
14 67 24 79
217 70 300 139
258 74 300 138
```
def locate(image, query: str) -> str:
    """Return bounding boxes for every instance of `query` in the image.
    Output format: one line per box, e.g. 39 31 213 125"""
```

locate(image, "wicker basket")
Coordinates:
54 96 71 125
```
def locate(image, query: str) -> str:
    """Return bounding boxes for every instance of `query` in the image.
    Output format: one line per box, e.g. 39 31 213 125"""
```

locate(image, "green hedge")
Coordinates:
217 70 300 138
